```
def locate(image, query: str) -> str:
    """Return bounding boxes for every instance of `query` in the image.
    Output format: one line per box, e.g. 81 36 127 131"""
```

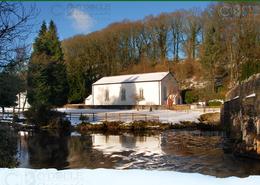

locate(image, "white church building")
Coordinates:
85 71 182 106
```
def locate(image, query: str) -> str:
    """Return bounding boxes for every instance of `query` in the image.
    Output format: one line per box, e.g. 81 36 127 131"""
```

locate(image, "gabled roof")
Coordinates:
93 71 170 85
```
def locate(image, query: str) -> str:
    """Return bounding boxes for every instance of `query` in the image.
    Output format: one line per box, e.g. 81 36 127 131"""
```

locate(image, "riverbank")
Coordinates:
0 168 259 185
76 119 222 134
75 111 221 133
0 110 222 134
57 108 219 125
1 108 222 133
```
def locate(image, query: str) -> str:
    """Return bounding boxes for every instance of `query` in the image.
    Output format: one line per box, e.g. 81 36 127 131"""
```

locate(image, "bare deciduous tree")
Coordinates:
169 11 184 61
0 1 35 68
182 8 202 60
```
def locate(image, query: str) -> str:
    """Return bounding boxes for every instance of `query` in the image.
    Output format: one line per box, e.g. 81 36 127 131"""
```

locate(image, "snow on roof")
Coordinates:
93 71 170 85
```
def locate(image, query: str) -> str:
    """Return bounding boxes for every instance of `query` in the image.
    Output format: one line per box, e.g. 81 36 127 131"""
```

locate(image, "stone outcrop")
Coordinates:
199 112 220 125
221 73 260 158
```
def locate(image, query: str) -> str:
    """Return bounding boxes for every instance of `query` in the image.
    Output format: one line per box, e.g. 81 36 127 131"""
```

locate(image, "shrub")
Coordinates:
185 90 199 104
208 101 222 106
24 105 71 129
12 114 19 122
102 121 124 131
48 117 71 130
24 105 53 126
79 114 89 122
76 121 169 133
131 120 169 130
131 121 149 130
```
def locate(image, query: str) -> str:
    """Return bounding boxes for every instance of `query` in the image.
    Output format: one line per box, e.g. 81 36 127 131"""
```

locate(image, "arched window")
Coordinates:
139 88 144 99
105 89 109 101
163 86 167 100
121 88 126 101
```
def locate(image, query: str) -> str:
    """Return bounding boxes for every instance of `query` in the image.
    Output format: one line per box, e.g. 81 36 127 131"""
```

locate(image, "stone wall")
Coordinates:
221 73 260 158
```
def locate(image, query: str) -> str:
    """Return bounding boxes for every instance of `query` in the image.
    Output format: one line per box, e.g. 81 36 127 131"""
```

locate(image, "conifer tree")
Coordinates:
27 20 68 108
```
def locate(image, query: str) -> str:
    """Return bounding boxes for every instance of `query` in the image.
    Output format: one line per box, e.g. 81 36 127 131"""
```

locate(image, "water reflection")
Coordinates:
26 131 69 169
92 134 162 155
67 134 117 169
0 126 17 167
161 130 224 156
17 131 30 168
16 130 260 177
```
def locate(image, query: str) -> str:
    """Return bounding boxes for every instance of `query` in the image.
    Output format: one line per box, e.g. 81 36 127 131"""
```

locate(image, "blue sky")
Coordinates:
24 1 210 42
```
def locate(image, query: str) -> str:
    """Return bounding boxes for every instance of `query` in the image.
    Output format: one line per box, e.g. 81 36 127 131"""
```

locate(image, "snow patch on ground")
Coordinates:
0 168 259 185
0 108 217 126
57 108 208 125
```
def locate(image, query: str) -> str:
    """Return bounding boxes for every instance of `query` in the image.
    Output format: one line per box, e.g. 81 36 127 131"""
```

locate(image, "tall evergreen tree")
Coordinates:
27 20 68 108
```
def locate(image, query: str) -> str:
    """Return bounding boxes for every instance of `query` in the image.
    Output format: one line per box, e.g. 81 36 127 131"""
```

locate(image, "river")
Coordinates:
14 129 260 177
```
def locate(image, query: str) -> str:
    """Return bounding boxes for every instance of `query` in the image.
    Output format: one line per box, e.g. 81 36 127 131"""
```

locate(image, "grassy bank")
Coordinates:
76 114 222 134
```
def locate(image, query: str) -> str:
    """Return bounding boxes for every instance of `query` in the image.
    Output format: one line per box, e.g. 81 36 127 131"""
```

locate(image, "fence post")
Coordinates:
105 113 107 122
119 113 121 122
92 113 95 121
145 115 147 121
70 112 71 120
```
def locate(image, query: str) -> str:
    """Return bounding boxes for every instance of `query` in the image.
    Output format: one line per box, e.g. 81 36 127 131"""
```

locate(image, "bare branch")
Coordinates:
0 1 37 68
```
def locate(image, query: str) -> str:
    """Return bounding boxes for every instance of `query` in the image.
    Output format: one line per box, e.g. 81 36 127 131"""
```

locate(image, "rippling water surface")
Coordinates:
17 130 260 177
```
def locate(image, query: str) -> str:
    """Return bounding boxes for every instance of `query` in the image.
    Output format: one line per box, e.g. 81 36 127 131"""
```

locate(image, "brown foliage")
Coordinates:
62 2 260 103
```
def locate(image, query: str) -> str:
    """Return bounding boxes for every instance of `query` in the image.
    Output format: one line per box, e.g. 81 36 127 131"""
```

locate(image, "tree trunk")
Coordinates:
176 33 179 61
172 29 176 61
192 34 196 60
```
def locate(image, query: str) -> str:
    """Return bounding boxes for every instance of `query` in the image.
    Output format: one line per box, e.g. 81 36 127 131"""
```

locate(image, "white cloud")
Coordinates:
68 8 94 33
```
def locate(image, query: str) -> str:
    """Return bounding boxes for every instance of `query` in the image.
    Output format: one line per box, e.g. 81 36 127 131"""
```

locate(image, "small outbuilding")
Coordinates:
87 71 181 106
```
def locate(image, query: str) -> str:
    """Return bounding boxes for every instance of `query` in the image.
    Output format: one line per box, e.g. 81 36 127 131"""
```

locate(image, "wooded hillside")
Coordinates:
62 3 260 103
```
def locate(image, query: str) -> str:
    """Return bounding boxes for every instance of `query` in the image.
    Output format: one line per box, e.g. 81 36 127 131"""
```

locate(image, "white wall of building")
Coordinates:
92 81 160 105
160 73 180 105
16 92 30 110
85 95 93 105
92 134 162 154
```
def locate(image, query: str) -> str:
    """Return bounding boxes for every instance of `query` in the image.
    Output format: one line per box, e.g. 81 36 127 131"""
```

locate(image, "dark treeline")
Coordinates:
63 3 260 103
